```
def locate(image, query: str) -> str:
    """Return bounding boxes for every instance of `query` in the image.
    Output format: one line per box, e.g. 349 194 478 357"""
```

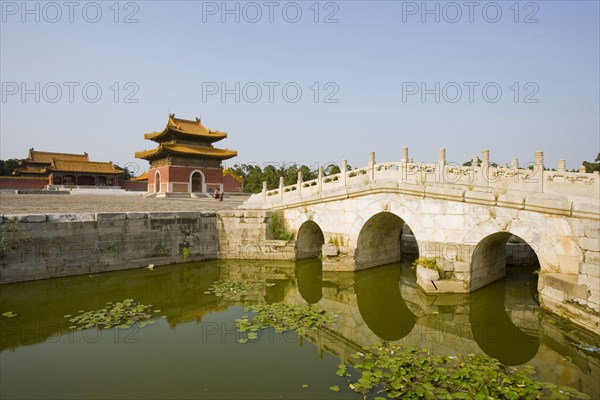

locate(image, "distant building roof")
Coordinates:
131 171 148 181
48 159 121 175
223 169 243 183
144 114 228 143
24 148 89 164
14 148 121 176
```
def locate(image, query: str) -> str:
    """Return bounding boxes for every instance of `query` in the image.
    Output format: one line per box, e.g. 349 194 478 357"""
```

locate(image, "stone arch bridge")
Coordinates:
220 149 599 333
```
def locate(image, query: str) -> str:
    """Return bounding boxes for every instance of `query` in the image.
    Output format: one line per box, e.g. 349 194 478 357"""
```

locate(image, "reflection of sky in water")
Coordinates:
1 259 598 399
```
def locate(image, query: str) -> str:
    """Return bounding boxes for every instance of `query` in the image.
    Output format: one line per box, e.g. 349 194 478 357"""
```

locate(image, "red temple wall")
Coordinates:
223 174 242 192
0 176 48 189
147 165 226 193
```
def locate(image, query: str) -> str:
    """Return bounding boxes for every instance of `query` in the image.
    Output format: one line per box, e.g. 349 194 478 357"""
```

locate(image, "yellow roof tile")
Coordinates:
144 114 227 142
48 159 121 174
135 143 237 161
26 148 89 164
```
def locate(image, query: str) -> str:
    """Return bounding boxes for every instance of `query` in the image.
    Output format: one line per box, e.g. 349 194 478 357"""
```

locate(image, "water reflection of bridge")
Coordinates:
1 259 597 396
218 259 598 396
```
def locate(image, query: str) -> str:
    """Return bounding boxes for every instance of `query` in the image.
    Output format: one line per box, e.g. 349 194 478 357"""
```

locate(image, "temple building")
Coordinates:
135 114 238 194
13 148 122 186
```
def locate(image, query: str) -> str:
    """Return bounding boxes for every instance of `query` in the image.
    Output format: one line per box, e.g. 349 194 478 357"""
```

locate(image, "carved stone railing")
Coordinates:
246 148 600 212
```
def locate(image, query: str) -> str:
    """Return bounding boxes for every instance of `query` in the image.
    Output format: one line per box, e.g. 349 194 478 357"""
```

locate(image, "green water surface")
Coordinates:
1 259 598 399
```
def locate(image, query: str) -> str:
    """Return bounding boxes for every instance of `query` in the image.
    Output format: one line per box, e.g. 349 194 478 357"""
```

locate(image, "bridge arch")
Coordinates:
295 220 325 259
462 217 578 290
355 212 405 270
470 231 542 291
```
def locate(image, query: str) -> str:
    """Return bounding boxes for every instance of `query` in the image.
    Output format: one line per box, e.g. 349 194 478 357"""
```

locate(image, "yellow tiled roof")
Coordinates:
48 159 121 174
26 148 89 164
135 143 237 161
144 114 227 142
14 166 47 174
130 171 148 181
223 169 243 183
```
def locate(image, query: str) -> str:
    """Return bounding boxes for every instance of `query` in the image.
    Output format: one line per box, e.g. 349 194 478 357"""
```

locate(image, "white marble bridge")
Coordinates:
239 148 600 333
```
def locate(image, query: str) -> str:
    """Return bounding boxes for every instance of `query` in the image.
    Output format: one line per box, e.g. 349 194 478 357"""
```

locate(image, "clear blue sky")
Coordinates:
1 1 598 176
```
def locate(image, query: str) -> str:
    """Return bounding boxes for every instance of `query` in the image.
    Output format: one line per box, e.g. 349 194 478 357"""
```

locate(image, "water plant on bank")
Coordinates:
413 257 453 280
235 303 334 343
268 212 295 241
338 343 590 399
206 279 275 299
65 299 158 330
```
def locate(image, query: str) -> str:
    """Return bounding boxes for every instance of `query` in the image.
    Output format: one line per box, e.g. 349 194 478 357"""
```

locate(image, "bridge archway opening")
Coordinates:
355 212 416 270
471 232 540 292
295 220 325 260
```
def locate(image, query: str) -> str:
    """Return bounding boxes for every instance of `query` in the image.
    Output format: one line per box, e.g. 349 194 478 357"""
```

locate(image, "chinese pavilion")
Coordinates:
134 114 237 194
14 148 122 186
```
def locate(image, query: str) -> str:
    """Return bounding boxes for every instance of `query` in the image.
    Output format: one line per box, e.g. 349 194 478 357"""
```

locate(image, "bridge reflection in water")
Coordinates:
1 259 597 398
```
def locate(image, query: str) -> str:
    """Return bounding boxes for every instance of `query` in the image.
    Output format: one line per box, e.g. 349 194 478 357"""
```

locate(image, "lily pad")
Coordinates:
340 343 591 399
1 311 18 318
234 303 334 342
65 299 155 330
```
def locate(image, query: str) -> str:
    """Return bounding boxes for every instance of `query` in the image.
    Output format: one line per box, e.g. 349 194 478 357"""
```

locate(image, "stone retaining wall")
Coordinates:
0 211 218 284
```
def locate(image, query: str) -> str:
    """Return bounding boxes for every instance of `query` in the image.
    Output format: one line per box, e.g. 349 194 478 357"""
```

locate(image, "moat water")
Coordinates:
1 259 598 399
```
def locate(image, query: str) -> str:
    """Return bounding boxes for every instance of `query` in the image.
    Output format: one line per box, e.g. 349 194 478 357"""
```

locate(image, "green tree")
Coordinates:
113 164 134 180
0 159 20 176
324 163 340 176
582 153 600 173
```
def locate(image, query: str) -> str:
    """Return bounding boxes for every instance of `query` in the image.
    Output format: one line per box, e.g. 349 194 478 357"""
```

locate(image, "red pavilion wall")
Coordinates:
147 165 224 193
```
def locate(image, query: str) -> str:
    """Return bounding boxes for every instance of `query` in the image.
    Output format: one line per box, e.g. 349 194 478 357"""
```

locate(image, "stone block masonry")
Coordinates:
0 211 218 284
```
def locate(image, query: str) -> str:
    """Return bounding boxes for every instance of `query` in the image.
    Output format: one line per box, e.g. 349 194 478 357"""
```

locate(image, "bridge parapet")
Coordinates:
244 149 600 218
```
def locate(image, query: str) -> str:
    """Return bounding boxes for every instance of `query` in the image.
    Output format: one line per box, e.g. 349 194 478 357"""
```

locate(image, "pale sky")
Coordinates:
1 1 599 177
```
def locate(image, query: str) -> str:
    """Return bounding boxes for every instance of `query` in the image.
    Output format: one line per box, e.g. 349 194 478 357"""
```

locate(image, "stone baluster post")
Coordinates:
262 181 267 203
438 148 446 167
341 159 347 186
534 151 544 193
471 156 479 167
482 149 490 166
400 147 409 183
511 157 519 170
279 176 284 199
578 165 586 173
369 151 376 181
558 159 566 173
401 147 409 164
297 170 303 195
437 148 446 183
534 151 544 168
317 166 324 193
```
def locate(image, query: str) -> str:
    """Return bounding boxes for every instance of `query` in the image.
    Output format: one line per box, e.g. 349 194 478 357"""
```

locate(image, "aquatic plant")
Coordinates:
235 303 334 342
268 212 295 241
413 257 453 280
65 299 158 330
339 343 590 399
413 257 438 271
206 279 275 299
1 311 18 318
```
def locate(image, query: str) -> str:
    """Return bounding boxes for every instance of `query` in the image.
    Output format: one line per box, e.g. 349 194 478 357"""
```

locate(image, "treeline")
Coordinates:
229 163 349 194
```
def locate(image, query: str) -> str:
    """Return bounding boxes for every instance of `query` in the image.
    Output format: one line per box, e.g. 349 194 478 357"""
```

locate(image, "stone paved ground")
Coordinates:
0 192 249 214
